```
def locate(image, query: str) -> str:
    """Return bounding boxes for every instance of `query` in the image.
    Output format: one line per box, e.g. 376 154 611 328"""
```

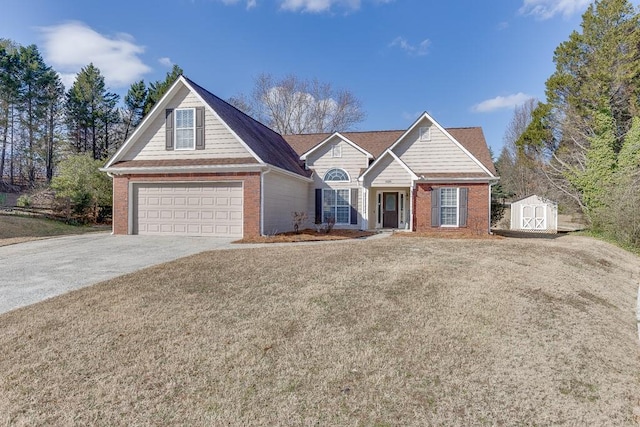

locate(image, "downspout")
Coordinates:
260 168 271 236
488 182 494 235
107 171 115 235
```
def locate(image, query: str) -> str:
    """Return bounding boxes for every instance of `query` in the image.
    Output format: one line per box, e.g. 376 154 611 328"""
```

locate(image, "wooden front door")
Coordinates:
382 192 398 228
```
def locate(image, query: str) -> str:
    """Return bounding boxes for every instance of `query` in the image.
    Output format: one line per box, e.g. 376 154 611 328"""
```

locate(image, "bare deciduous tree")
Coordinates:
229 73 365 134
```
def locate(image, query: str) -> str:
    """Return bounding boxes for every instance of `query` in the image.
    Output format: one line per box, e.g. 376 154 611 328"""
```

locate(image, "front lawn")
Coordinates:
0 235 639 425
0 213 107 246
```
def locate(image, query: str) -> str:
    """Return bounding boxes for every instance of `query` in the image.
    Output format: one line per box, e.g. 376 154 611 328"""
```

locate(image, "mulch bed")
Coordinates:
235 228 376 243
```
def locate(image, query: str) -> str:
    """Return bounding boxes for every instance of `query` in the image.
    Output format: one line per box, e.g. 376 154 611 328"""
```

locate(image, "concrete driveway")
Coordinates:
0 233 237 315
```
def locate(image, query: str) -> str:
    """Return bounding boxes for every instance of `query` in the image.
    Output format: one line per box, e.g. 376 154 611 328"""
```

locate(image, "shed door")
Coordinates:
134 182 243 237
522 204 546 230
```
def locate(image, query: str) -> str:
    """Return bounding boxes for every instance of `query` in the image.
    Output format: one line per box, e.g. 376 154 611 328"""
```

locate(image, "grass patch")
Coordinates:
0 235 639 425
0 213 107 246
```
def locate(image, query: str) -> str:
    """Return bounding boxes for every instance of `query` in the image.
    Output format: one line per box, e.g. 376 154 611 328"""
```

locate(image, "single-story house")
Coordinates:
510 195 558 233
102 76 499 238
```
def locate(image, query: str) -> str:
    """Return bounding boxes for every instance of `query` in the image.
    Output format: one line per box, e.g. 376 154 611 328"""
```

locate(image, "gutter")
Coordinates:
100 164 265 175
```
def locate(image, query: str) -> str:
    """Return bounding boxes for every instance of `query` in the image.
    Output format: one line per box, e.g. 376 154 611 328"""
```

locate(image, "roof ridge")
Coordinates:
183 76 283 139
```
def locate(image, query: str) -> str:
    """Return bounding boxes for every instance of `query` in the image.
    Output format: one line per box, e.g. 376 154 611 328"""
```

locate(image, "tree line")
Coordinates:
495 0 640 247
0 38 183 189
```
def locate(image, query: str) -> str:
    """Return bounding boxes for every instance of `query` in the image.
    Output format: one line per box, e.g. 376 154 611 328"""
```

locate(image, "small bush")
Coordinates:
291 211 308 234
16 195 31 207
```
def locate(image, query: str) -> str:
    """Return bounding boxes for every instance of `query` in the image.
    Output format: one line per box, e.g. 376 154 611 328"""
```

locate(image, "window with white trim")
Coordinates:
440 188 458 226
332 144 342 157
323 189 350 224
175 108 195 150
324 168 349 182
419 126 431 141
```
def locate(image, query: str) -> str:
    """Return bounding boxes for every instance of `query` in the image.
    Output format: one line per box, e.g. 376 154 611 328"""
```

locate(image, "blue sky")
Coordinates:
1 0 630 155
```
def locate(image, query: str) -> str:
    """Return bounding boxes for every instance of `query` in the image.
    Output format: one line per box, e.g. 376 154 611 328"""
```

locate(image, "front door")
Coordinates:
382 192 398 228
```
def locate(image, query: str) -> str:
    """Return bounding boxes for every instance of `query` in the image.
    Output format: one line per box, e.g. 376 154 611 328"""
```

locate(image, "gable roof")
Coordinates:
283 127 496 175
104 76 308 177
299 132 374 160
183 77 309 177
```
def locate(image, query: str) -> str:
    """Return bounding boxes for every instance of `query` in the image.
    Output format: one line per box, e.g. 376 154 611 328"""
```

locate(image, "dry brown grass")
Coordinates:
0 213 107 246
1 235 639 425
236 228 375 243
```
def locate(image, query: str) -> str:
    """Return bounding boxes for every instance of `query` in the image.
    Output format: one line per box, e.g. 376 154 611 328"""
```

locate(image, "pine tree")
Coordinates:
121 80 147 145
144 64 183 115
65 64 120 160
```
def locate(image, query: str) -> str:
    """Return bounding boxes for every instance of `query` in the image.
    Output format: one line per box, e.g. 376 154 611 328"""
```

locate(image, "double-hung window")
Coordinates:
175 108 195 150
431 187 468 227
439 188 458 226
323 189 350 224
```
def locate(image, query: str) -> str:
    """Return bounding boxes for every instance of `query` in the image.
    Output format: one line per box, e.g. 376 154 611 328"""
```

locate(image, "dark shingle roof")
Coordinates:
283 127 496 176
184 77 309 177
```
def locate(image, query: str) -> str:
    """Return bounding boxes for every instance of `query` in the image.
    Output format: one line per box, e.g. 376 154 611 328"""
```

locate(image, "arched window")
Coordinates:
323 168 350 182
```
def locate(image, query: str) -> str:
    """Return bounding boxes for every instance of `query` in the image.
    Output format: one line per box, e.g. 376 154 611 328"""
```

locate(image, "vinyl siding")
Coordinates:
306 136 369 184
364 154 413 187
122 86 252 161
394 122 486 174
262 171 310 234
305 136 367 229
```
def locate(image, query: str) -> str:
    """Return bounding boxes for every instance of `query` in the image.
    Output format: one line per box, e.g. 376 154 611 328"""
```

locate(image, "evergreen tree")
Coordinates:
65 64 120 160
121 80 147 144
144 64 183 114
0 40 20 183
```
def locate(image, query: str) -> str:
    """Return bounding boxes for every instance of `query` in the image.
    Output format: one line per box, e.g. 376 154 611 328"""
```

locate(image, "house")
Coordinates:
510 195 558 233
102 76 498 238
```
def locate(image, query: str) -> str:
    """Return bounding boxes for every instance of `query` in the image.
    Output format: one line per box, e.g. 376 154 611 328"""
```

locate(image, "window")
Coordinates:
323 189 350 224
419 126 431 141
175 108 195 150
440 188 458 226
324 168 349 182
332 144 342 157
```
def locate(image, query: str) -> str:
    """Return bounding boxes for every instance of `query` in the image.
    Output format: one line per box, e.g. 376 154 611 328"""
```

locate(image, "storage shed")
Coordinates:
510 195 557 233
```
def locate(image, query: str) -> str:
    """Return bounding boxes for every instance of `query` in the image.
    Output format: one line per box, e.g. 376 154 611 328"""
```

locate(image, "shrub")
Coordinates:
291 211 308 234
51 154 112 223
16 195 31 207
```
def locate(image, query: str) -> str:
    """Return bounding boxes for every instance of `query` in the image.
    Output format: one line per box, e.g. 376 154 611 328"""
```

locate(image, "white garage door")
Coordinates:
134 182 243 237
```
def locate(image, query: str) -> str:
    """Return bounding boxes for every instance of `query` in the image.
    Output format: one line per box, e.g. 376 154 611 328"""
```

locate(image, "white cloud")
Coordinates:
472 93 533 113
158 57 173 67
519 0 591 19
39 21 151 88
279 0 360 13
389 37 431 56
220 0 257 9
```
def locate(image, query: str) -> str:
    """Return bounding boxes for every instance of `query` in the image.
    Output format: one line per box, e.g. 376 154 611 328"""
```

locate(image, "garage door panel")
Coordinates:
135 182 243 237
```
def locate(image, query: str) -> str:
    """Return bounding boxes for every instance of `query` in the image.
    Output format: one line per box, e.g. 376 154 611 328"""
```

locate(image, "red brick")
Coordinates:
111 172 261 238
413 183 490 235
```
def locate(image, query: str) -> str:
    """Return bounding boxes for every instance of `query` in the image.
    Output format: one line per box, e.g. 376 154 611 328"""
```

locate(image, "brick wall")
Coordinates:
111 172 262 237
413 182 490 234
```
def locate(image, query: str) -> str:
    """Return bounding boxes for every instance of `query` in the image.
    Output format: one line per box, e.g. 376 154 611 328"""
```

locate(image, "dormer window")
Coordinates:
324 168 350 182
332 144 342 157
419 126 431 141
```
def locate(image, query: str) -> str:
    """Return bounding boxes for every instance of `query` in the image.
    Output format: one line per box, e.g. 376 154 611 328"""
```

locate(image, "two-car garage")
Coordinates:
132 182 243 237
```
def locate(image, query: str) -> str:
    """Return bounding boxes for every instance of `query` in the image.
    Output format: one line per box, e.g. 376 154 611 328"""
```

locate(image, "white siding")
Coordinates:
305 136 368 229
122 86 252 161
394 120 486 174
262 171 310 234
510 195 558 233
364 154 413 187
306 136 369 185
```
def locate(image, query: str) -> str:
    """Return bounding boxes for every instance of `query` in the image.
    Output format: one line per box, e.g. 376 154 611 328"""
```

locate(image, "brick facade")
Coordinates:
413 182 490 234
111 172 261 237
